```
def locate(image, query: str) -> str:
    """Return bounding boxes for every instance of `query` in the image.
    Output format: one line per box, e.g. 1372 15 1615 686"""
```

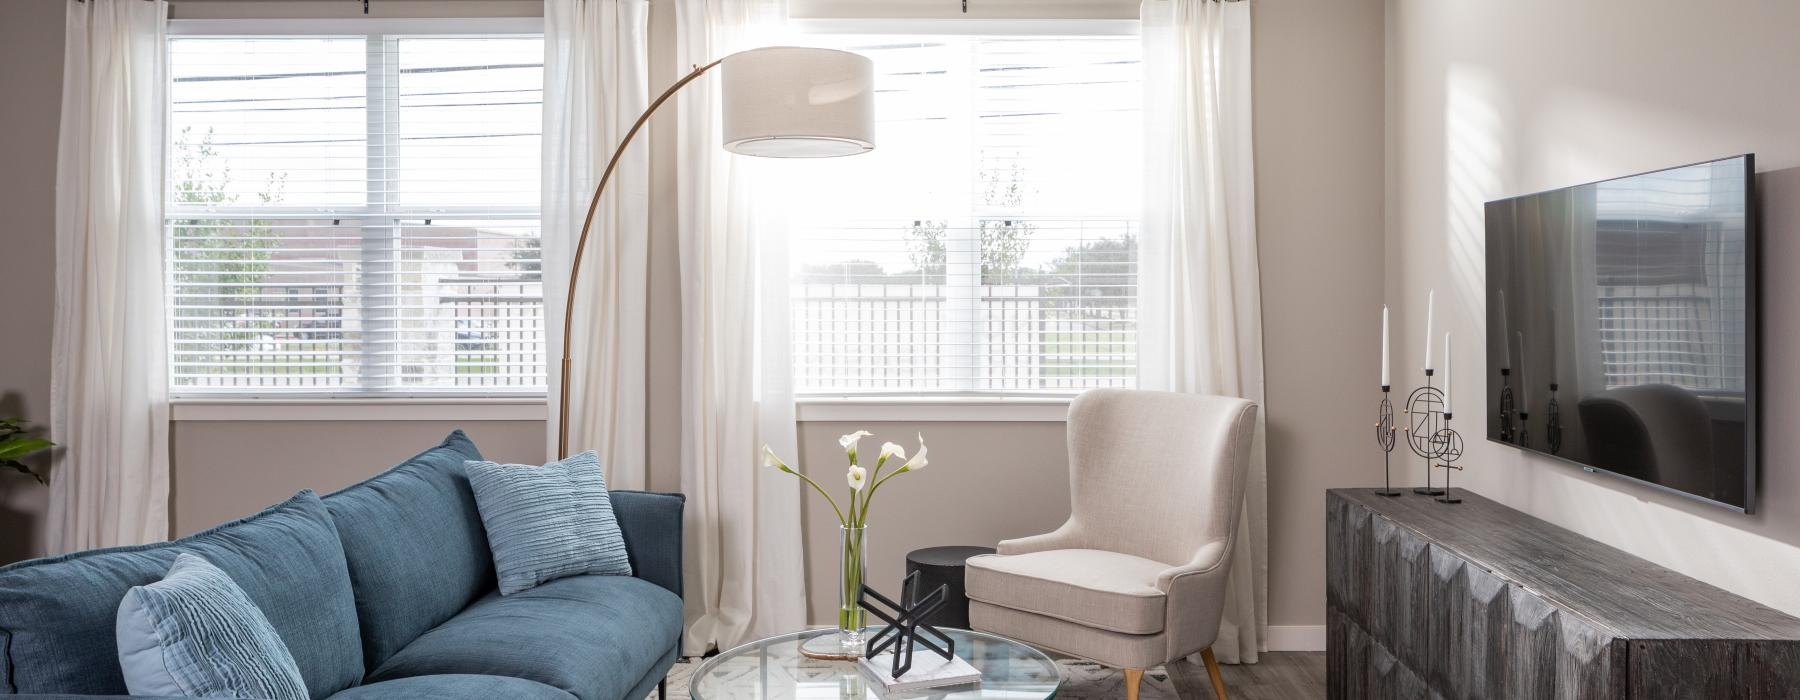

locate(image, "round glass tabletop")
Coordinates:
688 628 1061 699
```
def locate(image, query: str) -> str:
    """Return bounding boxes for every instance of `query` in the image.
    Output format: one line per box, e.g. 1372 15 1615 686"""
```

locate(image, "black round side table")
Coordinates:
904 545 996 630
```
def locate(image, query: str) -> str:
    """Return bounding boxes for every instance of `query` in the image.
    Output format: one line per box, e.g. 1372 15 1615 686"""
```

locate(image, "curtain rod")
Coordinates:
78 0 377 13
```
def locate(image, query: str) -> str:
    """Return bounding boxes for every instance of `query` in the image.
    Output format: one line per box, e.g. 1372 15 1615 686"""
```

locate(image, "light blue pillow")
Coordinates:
465 450 632 595
115 553 308 700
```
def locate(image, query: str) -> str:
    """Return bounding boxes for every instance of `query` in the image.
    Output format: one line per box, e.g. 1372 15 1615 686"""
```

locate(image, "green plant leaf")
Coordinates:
0 437 54 461
0 459 44 484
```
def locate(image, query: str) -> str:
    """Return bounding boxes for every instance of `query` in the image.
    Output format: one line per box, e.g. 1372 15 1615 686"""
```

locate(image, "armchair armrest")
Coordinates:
610 490 685 599
1156 540 1232 660
996 519 1083 556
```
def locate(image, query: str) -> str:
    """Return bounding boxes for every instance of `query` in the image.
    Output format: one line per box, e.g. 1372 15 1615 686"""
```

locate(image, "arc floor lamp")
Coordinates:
556 46 876 457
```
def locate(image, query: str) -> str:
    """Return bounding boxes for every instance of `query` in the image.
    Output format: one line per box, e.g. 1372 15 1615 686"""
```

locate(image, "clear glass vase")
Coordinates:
838 525 868 654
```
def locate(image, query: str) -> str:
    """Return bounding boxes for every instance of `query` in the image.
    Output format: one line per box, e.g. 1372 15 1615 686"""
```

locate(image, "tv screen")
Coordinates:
1485 154 1756 512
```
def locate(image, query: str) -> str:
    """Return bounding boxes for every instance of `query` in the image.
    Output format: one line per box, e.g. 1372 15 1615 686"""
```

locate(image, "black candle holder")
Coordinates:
1546 383 1563 455
1516 410 1531 449
1498 368 1515 442
1404 369 1447 496
1375 386 1401 496
1434 413 1465 504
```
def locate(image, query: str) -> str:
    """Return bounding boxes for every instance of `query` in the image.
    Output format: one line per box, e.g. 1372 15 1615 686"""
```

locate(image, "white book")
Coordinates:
857 649 982 693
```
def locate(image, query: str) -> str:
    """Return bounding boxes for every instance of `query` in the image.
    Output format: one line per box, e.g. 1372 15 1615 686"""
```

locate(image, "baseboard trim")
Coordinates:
1266 625 1326 652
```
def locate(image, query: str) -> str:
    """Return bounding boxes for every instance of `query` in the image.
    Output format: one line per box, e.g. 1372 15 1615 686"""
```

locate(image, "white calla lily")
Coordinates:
878 442 906 464
901 434 929 472
846 465 868 491
839 430 873 464
762 444 791 473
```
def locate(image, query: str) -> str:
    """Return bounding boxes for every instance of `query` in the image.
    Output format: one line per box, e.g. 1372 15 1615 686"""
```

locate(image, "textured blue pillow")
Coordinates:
116 553 308 700
464 451 632 595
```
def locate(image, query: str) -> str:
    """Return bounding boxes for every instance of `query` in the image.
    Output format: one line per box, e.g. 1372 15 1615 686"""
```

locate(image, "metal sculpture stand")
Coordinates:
1405 369 1447 496
1375 386 1401 496
1546 383 1563 455
858 571 955 679
1434 413 1465 504
1498 368 1515 442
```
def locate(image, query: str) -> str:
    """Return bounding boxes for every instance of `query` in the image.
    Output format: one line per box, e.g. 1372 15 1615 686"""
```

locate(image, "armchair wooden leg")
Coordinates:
1124 667 1143 700
1201 647 1228 699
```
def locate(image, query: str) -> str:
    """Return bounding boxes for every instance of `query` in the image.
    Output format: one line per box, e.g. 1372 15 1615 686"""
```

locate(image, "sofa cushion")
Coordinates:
465 451 632 595
0 491 362 697
329 674 575 700
965 549 1169 635
116 553 308 700
323 430 495 671
367 574 683 700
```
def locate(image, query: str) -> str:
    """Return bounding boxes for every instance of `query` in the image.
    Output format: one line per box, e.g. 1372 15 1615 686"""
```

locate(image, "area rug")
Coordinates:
652 657 1179 698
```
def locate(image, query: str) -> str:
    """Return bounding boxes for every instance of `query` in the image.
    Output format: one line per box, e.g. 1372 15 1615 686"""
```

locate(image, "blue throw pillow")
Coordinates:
116 553 309 700
465 451 632 595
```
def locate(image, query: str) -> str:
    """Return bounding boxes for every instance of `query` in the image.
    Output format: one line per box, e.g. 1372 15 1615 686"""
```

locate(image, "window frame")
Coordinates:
165 18 549 406
786 19 1143 411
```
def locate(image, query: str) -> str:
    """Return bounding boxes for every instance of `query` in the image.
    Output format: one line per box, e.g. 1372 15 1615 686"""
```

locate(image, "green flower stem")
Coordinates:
858 467 908 524
788 469 847 526
839 526 866 632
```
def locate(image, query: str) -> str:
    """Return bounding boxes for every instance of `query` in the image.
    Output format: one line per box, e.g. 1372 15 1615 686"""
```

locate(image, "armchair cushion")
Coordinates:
970 600 1166 670
965 549 1167 635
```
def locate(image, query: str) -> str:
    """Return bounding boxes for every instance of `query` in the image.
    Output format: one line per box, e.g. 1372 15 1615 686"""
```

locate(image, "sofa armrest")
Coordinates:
611 490 685 599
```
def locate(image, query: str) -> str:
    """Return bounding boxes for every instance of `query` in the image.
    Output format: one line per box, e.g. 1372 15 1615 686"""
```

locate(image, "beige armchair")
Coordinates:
966 389 1257 700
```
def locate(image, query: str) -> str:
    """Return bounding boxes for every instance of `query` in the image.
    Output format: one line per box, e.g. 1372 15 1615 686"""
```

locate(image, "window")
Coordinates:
784 34 1141 397
165 32 545 396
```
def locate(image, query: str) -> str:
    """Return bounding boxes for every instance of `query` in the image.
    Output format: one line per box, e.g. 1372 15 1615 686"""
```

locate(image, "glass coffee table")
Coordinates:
688 628 1060 699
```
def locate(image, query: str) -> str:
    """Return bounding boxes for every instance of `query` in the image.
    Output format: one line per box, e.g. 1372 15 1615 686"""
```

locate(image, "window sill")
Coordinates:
169 397 547 422
794 396 1070 423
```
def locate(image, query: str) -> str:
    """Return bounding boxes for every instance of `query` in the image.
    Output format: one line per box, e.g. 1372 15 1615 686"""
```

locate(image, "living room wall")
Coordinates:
1385 0 1800 614
0 0 1389 649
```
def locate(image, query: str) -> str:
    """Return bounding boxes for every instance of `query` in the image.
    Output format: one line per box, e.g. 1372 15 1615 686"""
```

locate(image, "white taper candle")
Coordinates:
1381 305 1390 387
1443 332 1453 412
1424 290 1435 371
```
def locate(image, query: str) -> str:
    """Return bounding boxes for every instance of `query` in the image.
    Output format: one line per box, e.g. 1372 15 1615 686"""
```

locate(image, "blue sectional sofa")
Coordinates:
0 431 684 700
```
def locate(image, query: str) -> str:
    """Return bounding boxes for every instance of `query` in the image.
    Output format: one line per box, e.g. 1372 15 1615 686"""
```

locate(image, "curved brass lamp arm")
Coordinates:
558 59 724 458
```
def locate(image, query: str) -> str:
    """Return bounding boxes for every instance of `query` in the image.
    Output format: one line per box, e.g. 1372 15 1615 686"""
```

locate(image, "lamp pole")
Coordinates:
557 60 722 458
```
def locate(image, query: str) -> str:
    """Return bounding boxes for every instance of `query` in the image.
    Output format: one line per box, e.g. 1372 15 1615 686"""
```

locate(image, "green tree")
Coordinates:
978 157 1035 282
1040 234 1137 312
903 219 947 283
169 127 285 376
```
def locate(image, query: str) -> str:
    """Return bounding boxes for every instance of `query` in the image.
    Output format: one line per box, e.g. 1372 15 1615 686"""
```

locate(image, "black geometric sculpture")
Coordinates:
858 571 956 678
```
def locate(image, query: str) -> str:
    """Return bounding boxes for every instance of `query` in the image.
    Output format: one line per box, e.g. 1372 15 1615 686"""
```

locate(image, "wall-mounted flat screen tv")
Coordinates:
1485 154 1756 512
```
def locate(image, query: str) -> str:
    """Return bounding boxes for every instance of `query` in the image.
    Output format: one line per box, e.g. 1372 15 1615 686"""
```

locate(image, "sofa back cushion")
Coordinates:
323 430 496 671
0 491 362 698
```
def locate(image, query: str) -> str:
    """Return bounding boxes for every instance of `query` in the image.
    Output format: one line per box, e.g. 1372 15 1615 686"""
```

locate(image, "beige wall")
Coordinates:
170 421 545 534
1252 0 1387 630
1386 0 1800 614
0 0 63 563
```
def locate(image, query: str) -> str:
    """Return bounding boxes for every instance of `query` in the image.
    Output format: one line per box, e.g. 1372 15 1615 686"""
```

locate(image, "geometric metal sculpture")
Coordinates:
1404 370 1448 497
859 571 955 679
1375 386 1401 496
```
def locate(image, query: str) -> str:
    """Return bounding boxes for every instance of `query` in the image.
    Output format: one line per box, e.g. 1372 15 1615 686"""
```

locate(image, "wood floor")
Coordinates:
1164 652 1325 699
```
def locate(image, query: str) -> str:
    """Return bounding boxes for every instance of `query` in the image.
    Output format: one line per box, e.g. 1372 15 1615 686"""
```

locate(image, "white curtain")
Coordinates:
542 0 651 486
1139 0 1267 665
49 0 170 553
673 0 807 653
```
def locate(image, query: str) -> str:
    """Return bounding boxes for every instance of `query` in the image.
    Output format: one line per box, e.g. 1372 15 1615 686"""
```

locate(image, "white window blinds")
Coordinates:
784 34 1142 396
166 34 546 395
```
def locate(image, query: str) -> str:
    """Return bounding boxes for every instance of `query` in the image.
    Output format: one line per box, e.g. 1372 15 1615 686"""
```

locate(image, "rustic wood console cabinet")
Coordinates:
1327 488 1800 698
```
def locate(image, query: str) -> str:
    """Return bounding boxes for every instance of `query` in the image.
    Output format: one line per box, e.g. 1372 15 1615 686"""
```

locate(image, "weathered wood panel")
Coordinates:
1326 489 1800 698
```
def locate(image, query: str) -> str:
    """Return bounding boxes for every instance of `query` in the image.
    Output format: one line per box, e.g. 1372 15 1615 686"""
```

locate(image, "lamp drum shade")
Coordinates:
721 47 875 158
